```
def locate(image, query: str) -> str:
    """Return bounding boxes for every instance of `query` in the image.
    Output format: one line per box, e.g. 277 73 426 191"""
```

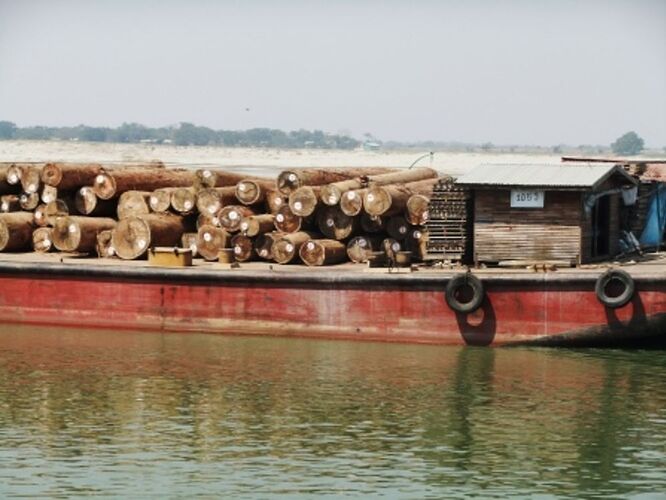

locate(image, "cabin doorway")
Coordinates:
592 195 610 258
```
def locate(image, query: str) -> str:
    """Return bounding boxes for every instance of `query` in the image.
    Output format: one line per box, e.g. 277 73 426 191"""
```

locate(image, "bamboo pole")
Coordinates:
276 167 395 195
272 231 319 264
299 239 347 266
112 214 191 260
231 234 256 262
0 212 33 251
117 191 151 219
363 178 439 217
75 186 117 217
196 224 230 261
41 162 105 190
52 216 117 253
219 205 254 233
32 227 53 253
316 205 357 240
320 167 436 206
196 187 237 216
96 229 115 258
254 231 284 260
239 214 275 237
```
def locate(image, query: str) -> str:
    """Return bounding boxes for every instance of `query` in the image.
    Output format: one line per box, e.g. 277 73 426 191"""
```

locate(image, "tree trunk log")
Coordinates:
40 185 58 204
289 186 321 217
52 215 117 253
33 200 69 227
196 212 221 230
20 166 41 194
19 192 40 211
196 224 230 261
112 214 192 260
360 213 386 233
272 231 319 264
0 195 21 213
117 191 152 219
5 164 24 187
364 178 439 217
239 214 275 237
0 165 22 195
41 162 105 190
193 168 258 189
170 187 197 214
320 167 436 206
386 215 411 241
316 206 357 240
235 179 274 205
0 212 33 251
382 238 402 262
406 194 430 225
219 205 254 233
196 187 237 216
96 229 115 258
93 165 192 200
148 188 177 213
265 190 287 214
299 239 347 266
276 167 395 195
405 227 428 261
254 231 284 260
32 227 53 253
339 188 367 216
273 205 302 233
231 234 256 262
346 235 384 263
75 186 117 216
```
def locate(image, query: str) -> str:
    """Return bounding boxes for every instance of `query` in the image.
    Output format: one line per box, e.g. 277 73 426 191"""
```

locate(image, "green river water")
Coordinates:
0 325 664 498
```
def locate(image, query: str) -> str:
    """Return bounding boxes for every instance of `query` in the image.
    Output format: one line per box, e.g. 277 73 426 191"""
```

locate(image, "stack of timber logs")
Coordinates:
0 161 444 266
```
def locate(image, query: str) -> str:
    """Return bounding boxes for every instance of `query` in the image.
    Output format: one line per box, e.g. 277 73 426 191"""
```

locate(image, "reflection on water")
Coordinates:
0 325 664 497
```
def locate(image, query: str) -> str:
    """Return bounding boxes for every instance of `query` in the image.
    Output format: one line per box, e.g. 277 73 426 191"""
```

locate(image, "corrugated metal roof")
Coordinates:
456 163 635 188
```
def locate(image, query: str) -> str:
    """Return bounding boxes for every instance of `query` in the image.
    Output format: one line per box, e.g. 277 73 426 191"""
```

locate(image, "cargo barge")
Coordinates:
0 159 664 347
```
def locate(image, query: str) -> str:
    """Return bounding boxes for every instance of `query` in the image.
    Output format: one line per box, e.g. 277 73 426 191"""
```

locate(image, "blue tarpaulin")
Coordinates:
640 184 666 248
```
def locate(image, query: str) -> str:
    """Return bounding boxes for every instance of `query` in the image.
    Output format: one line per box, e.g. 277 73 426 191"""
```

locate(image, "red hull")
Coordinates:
0 262 664 346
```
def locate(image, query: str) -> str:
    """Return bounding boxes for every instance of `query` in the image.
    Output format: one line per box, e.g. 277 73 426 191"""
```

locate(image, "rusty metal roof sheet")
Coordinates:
456 163 636 189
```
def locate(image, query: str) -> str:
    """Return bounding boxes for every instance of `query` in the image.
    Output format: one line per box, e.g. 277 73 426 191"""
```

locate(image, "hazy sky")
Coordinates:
0 0 664 146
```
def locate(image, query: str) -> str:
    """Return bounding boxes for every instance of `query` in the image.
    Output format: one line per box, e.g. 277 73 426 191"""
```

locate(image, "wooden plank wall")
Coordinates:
474 190 583 263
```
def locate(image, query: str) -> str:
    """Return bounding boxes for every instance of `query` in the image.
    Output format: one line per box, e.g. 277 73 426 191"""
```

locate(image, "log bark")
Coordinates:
0 212 34 251
386 215 411 241
196 225 230 261
320 167 436 206
231 234 256 262
41 162 104 190
346 235 383 263
316 206 357 240
93 165 192 200
272 231 319 264
19 192 40 211
254 231 284 260
181 232 199 258
32 227 53 253
289 186 321 217
364 178 439 217
170 187 197 214
406 194 430 225
196 187 236 216
117 191 152 219
75 186 116 217
273 205 302 233
52 216 117 253
193 168 257 189
239 214 275 237
96 229 115 258
339 188 367 216
112 214 192 260
0 195 21 213
299 239 347 266
276 167 395 195
235 179 274 205
219 205 254 233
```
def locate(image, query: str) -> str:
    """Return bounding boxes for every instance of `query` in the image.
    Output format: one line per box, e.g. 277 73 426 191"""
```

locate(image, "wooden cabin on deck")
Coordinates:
456 163 637 266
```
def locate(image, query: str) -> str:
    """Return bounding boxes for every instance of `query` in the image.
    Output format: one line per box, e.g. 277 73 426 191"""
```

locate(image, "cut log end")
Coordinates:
236 180 264 205
254 231 283 260
52 216 82 252
93 172 117 200
75 187 98 215
364 186 392 216
273 205 302 233
197 225 230 261
112 217 151 260
340 189 365 216
347 236 378 263
41 185 58 204
406 194 430 225
33 227 53 253
319 184 343 206
299 239 347 266
171 188 196 214
118 191 151 219
219 205 253 233
19 192 40 211
41 163 63 187
289 186 318 217
316 206 355 240
276 170 301 195
96 230 115 258
231 234 255 262
149 189 172 213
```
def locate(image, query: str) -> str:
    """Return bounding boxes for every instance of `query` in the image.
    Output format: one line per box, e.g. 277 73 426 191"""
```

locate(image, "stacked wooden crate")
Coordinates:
424 177 471 262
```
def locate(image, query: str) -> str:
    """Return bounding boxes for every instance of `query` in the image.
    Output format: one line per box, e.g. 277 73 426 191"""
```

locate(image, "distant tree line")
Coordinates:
0 121 360 149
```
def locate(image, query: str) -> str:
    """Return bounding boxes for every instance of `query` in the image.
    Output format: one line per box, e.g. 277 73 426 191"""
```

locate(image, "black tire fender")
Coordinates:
595 269 635 309
445 273 484 314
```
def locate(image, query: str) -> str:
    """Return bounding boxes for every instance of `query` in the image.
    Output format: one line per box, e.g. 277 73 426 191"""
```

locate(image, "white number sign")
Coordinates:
511 190 544 208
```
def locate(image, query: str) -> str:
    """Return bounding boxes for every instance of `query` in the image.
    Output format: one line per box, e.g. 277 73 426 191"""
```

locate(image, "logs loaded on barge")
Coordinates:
0 160 664 348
